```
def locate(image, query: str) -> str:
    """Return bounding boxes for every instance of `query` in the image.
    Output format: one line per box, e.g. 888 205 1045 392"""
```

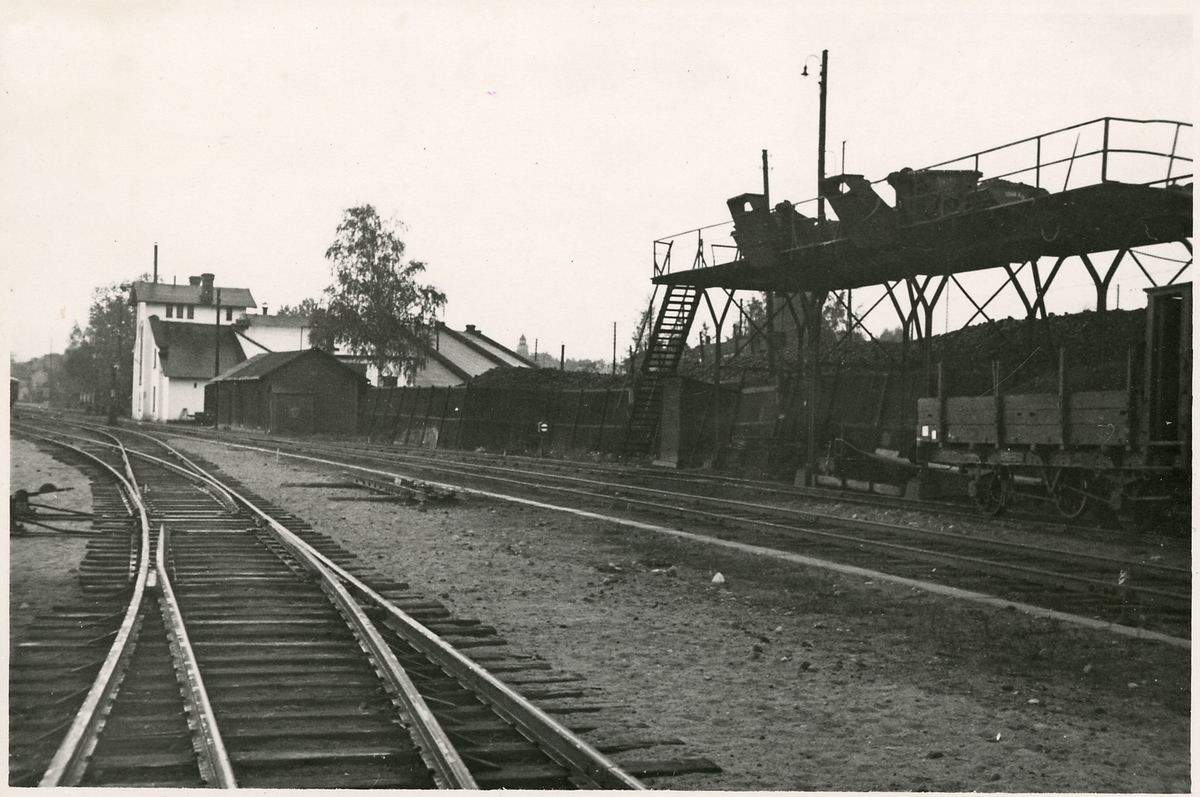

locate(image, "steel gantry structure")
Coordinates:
625 117 1192 470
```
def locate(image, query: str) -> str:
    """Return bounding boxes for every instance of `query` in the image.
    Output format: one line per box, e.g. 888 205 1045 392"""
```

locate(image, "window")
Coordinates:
225 307 233 321
186 305 194 319
178 304 185 317
166 305 173 318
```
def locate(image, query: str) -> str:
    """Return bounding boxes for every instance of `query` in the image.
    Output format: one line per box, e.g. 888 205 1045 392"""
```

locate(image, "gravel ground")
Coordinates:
9 440 94 660
10 436 1191 791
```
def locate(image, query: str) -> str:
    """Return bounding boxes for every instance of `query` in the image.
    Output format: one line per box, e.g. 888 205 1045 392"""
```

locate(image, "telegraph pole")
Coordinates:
763 148 777 378
817 49 828 221
213 289 221 428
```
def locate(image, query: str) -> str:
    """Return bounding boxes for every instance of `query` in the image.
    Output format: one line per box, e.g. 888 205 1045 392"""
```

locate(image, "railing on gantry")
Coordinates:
921 116 1192 192
652 117 1192 279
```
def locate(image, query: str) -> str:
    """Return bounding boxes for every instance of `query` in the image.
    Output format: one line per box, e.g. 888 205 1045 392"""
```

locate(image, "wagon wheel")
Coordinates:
1050 469 1089 519
971 469 1010 517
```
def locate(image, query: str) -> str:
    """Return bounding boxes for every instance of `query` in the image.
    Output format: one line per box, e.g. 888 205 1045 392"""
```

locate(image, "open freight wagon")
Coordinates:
913 282 1190 523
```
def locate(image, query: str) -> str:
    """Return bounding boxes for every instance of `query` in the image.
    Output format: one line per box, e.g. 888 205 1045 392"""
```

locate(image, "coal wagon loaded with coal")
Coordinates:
913 281 1189 523
636 116 1191 526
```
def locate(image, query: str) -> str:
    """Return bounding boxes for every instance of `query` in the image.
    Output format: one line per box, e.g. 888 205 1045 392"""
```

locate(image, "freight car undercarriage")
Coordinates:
935 452 1187 525
816 438 1190 528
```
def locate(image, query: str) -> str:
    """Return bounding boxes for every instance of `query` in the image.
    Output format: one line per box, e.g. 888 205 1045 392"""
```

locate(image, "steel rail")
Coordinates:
90 424 244 511
309 549 479 789
143 426 1189 585
171 450 646 790
122 446 241 512
155 524 237 788
397 459 1191 609
26 422 482 787
20 422 243 513
334 439 1125 536
34 436 151 787
181 429 1159 539
225 440 1187 620
149 448 479 788
317 447 1188 585
36 423 479 786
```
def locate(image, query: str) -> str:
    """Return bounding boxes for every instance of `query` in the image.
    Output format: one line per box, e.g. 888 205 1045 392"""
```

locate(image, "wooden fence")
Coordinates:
357 385 632 455
356 364 917 472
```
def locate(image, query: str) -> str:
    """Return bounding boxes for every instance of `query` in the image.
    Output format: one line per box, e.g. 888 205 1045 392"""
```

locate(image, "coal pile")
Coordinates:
470 366 627 391
674 307 1147 394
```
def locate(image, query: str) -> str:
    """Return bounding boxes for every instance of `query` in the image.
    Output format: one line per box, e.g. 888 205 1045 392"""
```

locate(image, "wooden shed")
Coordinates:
205 348 367 435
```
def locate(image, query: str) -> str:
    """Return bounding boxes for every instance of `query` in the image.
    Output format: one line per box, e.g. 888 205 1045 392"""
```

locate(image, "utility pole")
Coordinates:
609 321 619 376
763 149 776 378
817 49 828 221
213 289 221 428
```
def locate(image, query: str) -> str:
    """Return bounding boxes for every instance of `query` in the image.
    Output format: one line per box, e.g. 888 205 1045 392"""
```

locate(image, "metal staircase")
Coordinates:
622 284 703 457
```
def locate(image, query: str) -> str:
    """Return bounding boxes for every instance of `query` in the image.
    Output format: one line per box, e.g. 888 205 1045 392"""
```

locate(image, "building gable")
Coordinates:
147 317 247 378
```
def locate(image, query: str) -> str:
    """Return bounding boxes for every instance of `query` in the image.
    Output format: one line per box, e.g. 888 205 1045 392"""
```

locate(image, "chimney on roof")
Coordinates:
200 273 215 305
465 324 477 334
189 276 202 286
262 304 268 316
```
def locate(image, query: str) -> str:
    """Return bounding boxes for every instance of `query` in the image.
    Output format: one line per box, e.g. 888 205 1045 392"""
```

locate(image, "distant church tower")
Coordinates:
517 335 529 358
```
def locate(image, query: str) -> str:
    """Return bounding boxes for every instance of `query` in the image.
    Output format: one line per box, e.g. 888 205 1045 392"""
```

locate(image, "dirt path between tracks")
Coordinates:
11 437 1190 791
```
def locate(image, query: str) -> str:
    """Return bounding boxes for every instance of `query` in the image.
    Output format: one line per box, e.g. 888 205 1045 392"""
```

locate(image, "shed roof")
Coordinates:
212 348 368 383
131 281 256 308
147 317 247 379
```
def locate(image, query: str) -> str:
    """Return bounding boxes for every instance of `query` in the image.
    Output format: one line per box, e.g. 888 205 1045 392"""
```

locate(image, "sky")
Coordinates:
2 2 1193 364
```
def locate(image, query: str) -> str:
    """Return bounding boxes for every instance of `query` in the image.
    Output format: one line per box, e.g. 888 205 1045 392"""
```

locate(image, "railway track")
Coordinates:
142 425 1189 641
10 420 694 788
160 420 1183 541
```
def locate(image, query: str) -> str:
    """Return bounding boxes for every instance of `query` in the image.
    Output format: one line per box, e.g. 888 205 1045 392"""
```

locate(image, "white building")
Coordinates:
130 274 311 421
335 322 535 387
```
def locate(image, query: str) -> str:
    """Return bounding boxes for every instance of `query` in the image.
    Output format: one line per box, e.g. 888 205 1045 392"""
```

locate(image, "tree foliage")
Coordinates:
322 206 447 379
276 297 323 318
276 297 337 352
59 280 138 412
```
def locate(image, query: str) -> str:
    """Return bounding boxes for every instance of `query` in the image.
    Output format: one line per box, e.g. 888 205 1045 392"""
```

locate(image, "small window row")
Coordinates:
164 304 235 321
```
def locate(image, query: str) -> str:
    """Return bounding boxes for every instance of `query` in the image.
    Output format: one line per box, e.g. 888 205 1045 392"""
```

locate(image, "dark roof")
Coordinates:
212 350 307 381
211 348 368 384
242 314 310 328
130 281 256 308
147 317 246 378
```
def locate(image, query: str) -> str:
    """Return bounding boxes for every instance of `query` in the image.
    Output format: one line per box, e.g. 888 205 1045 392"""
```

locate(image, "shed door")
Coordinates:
270 393 314 435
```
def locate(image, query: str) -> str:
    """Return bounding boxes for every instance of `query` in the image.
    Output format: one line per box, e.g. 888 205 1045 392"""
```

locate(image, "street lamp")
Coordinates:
802 50 829 221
